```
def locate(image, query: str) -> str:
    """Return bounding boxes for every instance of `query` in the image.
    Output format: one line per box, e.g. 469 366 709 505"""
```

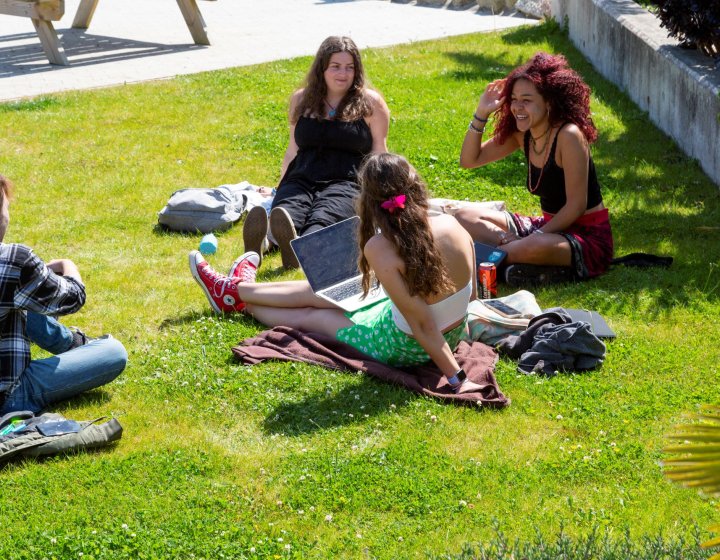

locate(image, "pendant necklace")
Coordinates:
530 125 551 156
325 99 338 118
528 128 553 193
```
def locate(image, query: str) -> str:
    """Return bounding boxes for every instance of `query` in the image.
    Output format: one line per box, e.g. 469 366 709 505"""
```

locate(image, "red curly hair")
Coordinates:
493 52 597 145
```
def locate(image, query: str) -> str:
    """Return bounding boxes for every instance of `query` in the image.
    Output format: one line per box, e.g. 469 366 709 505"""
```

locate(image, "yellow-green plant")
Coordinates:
665 406 720 559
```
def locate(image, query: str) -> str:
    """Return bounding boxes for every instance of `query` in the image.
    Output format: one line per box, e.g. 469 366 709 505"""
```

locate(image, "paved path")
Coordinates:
0 0 535 102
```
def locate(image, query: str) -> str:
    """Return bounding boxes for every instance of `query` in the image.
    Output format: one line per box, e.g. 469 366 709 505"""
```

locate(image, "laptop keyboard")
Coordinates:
321 277 364 302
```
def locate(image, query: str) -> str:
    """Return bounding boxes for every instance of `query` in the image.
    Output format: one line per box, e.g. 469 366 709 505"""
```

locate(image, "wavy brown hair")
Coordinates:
292 36 373 123
356 153 453 298
493 52 597 145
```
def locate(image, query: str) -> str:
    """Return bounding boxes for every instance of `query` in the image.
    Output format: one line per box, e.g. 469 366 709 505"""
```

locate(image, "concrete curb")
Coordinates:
551 0 720 187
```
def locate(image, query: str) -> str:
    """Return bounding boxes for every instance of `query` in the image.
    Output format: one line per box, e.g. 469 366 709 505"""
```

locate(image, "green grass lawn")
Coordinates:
1 21 719 560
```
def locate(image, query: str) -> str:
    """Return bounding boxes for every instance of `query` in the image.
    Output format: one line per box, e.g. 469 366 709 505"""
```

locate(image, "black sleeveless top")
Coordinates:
282 116 373 185
524 123 603 214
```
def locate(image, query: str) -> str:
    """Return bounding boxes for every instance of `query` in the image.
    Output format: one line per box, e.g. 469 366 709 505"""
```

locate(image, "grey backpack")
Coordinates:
158 185 247 233
0 411 123 464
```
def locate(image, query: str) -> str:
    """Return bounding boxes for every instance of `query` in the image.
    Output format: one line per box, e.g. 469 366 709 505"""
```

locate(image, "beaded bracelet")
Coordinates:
468 122 484 134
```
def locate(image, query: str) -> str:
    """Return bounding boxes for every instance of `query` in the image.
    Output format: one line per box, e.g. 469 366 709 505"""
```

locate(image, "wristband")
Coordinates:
446 368 467 388
468 122 484 134
473 114 489 123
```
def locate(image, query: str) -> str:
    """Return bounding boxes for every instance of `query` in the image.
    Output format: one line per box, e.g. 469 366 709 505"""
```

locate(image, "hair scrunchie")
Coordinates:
380 194 406 214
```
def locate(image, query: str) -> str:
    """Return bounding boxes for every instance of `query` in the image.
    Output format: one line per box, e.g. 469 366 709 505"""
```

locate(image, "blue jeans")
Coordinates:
0 314 128 415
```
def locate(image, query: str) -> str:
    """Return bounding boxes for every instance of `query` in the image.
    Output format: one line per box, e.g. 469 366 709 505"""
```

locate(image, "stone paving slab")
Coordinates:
0 0 535 102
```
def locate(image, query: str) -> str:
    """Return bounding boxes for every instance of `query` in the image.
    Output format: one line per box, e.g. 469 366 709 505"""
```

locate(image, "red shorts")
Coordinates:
508 208 614 279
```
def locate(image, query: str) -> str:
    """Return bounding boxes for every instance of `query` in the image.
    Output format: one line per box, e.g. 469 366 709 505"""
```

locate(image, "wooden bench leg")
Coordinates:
31 18 69 65
176 0 210 46
72 0 100 29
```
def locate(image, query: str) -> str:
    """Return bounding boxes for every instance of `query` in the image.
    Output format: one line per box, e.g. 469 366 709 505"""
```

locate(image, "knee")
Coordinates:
94 335 129 376
455 207 492 226
454 208 481 229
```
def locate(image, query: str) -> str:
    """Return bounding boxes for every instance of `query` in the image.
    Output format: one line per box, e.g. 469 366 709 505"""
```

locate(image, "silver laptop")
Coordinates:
290 216 386 312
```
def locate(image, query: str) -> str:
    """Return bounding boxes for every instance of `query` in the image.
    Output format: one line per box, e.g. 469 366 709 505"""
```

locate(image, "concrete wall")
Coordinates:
551 0 720 187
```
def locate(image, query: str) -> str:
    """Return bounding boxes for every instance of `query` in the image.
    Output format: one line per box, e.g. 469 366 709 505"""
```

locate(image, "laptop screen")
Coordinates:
290 217 361 291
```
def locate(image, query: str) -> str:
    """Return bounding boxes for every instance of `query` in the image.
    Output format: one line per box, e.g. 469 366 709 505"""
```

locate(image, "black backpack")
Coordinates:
0 411 123 465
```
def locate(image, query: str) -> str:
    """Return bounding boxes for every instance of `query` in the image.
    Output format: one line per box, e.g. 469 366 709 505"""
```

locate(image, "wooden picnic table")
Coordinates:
0 0 213 65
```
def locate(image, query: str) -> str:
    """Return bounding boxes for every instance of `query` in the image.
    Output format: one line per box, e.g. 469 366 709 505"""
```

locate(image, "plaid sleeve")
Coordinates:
14 250 86 317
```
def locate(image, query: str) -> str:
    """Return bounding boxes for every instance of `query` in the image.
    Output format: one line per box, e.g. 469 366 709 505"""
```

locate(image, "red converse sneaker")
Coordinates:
188 250 244 314
228 251 260 283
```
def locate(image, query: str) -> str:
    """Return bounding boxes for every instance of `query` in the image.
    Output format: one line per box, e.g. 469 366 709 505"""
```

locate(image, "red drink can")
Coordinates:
478 262 497 299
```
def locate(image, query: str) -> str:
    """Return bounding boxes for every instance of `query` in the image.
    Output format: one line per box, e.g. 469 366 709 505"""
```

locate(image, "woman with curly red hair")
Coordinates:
458 52 613 285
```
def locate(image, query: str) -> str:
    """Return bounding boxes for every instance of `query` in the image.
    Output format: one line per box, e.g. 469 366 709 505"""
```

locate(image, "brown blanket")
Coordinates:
232 326 509 408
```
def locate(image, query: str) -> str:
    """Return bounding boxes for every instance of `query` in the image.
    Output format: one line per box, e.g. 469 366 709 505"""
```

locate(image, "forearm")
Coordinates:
20 256 86 316
411 322 461 378
539 203 585 234
459 113 489 168
279 153 294 183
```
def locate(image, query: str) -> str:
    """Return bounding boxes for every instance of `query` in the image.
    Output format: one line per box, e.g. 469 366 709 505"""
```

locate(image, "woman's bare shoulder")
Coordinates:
364 234 400 266
365 89 389 112
558 122 586 144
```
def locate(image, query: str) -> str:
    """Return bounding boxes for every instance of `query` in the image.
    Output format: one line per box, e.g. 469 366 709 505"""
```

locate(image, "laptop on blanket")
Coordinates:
290 216 386 312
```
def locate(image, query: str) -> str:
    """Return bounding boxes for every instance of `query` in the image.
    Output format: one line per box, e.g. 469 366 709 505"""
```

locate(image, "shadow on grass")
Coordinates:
262 377 414 436
0 441 121 472
52 389 114 411
441 22 720 311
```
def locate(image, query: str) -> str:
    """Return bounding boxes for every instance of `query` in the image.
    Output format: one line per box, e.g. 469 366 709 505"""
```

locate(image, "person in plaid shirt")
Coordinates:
0 176 127 415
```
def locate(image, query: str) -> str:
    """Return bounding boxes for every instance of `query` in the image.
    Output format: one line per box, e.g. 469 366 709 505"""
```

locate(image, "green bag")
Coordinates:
0 410 122 465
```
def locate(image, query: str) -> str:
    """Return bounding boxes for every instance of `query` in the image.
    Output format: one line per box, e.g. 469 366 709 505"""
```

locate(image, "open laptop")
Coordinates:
290 216 386 312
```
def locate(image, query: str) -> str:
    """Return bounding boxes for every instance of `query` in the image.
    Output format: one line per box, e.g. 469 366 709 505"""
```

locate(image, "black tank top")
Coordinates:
282 116 373 185
524 123 603 214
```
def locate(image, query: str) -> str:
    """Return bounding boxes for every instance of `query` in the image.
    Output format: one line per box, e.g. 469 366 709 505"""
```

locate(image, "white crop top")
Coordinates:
391 280 473 336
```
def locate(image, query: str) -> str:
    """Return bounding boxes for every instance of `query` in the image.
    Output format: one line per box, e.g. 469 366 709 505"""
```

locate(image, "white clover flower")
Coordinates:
325 514 333 522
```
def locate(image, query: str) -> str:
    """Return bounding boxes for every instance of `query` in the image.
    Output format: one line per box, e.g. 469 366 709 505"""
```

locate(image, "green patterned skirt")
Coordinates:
336 297 467 367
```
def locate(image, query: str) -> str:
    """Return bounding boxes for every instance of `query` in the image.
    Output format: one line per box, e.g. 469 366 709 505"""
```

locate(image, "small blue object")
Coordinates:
199 233 218 255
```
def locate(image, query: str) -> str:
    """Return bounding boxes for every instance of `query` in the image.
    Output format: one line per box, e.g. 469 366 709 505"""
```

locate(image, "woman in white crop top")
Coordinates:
189 153 485 394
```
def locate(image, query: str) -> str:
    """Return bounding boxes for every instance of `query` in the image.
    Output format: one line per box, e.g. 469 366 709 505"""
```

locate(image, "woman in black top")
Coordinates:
243 36 390 269
457 52 613 283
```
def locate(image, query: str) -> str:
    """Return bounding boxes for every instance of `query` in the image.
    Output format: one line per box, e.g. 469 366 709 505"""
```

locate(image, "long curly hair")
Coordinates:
356 153 454 298
292 36 373 123
493 52 597 145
